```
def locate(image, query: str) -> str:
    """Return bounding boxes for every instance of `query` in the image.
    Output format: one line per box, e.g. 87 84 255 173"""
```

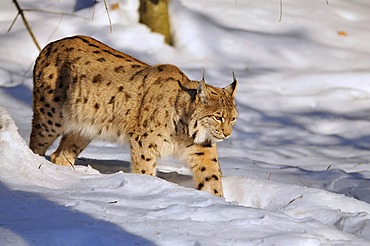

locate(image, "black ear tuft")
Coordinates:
197 69 208 103
224 71 238 97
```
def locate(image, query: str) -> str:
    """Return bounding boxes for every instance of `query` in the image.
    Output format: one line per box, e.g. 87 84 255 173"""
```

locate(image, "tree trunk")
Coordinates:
139 0 172 45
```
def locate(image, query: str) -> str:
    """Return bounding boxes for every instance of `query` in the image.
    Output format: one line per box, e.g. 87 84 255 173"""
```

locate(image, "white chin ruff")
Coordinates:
194 128 226 144
211 136 224 143
194 128 211 144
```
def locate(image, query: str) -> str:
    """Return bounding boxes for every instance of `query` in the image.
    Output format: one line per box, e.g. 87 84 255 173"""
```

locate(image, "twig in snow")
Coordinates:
91 0 96 20
279 0 283 22
69 161 76 170
103 0 113 33
287 195 303 205
62 153 75 170
326 165 332 171
267 173 272 180
90 0 112 33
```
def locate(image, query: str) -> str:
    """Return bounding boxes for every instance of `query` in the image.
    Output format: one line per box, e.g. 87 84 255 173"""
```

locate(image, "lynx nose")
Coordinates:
222 128 232 139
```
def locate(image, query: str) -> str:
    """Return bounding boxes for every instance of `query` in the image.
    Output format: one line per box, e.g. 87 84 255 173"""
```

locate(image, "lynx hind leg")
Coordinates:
29 98 63 156
186 144 224 197
50 132 91 166
129 133 160 176
30 64 66 156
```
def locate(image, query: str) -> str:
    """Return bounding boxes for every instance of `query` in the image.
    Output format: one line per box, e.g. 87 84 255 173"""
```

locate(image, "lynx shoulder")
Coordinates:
30 35 238 197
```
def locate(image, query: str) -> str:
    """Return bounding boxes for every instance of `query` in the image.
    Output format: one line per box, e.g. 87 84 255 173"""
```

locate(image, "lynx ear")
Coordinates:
197 68 208 103
224 71 238 97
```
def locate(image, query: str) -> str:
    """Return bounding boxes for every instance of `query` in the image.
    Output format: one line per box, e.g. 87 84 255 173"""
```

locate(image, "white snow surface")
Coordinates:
2 0 370 245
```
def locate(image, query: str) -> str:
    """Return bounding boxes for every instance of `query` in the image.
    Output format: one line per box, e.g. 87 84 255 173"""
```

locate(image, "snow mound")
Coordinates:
224 176 370 240
2 106 370 244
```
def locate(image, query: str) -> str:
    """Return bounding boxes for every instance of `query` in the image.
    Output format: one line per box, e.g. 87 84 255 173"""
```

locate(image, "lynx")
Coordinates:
30 35 237 197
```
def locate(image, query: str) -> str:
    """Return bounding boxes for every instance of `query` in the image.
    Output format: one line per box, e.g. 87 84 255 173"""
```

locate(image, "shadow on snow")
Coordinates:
0 182 154 246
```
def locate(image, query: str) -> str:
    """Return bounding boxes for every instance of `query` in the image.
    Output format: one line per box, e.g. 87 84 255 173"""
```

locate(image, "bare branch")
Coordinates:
12 0 41 51
7 13 20 33
22 8 89 20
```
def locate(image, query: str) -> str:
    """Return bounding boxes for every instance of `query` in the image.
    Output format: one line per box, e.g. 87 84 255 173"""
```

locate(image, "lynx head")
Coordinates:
189 72 238 144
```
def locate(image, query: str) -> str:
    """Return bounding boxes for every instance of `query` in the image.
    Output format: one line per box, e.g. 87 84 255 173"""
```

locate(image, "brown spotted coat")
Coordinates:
30 35 238 197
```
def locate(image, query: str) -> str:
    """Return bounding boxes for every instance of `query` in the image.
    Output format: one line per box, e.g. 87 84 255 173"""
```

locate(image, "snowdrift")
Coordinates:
2 107 370 244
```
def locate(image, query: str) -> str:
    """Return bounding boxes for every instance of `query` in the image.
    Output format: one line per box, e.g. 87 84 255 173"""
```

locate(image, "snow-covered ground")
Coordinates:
2 0 370 245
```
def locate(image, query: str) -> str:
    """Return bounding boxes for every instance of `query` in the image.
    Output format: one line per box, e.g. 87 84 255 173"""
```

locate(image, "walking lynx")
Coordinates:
30 35 238 197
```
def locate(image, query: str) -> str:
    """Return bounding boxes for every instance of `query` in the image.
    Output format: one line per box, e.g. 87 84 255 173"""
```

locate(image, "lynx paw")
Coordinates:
50 153 75 166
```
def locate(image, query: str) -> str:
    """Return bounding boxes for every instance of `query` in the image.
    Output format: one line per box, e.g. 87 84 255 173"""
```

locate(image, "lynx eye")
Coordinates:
213 116 224 122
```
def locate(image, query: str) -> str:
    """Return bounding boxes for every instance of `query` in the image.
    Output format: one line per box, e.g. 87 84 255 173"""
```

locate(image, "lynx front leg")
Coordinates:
130 134 159 176
186 143 224 197
50 132 91 166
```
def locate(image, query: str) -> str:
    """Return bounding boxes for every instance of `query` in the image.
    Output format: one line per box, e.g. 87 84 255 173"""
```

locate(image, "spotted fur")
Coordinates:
30 35 238 197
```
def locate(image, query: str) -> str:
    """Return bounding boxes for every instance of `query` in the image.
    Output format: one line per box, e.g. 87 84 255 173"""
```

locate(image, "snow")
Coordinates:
2 0 370 244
